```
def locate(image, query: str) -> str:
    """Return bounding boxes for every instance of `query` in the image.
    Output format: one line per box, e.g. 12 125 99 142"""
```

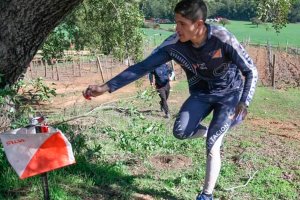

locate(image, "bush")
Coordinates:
0 77 56 130
142 22 160 29
219 18 230 26
250 17 263 27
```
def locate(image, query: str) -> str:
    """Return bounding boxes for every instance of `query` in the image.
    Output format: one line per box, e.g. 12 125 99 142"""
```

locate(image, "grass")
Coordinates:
155 21 300 48
141 28 174 47
0 81 300 199
249 87 300 120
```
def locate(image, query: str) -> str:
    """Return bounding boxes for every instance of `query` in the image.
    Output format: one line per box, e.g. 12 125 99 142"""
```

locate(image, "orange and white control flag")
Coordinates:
0 127 75 179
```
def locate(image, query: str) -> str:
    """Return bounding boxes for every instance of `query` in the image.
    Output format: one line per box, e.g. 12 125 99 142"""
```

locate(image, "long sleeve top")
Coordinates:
107 24 258 106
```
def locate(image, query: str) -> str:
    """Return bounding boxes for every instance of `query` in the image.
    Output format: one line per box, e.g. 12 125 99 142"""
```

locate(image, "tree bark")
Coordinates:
0 0 83 88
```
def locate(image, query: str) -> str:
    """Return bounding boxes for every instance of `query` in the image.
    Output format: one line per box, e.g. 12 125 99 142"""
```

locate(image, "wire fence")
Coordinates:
26 40 300 89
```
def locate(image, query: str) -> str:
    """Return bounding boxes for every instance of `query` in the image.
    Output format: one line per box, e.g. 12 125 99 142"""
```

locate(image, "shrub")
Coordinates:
219 18 230 26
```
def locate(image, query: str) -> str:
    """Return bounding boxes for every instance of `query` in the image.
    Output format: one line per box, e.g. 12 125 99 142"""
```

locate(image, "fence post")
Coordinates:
96 56 105 83
55 62 60 81
43 61 47 78
272 54 276 89
78 58 82 77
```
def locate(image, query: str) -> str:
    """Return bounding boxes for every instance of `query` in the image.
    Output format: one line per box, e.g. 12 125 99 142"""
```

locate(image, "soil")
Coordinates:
248 117 300 141
149 155 192 171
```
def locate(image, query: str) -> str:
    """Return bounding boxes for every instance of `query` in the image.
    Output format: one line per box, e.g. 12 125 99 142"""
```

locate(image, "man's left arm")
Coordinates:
226 34 258 107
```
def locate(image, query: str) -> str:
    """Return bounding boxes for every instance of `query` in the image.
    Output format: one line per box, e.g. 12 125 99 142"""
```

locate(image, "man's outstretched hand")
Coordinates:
83 84 109 100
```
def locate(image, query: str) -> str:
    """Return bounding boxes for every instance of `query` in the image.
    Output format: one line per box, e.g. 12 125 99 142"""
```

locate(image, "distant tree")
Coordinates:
250 17 263 27
210 0 256 20
219 18 230 26
62 0 144 61
288 0 300 22
255 0 294 32
41 25 71 64
139 0 179 21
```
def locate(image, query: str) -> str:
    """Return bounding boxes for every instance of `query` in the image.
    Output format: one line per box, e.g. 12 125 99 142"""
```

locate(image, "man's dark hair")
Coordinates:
174 0 207 22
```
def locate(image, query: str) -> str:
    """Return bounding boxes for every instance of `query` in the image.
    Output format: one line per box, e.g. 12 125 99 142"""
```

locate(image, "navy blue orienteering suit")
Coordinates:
106 24 258 194
149 63 174 115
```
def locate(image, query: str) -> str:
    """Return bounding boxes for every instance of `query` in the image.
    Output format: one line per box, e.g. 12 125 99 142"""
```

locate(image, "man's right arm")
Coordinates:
106 50 171 93
83 50 171 97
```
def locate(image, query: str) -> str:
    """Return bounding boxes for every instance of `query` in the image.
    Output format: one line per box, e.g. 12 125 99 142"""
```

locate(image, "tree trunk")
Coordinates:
0 0 83 88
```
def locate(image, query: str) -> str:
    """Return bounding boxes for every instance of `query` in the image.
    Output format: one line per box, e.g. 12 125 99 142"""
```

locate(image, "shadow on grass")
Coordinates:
64 156 183 200
0 150 40 200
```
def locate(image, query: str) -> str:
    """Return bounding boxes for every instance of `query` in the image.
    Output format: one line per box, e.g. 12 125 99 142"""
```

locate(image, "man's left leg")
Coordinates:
200 92 240 198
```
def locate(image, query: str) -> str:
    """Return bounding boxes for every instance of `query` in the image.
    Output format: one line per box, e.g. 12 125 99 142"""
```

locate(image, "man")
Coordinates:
83 0 258 199
149 62 175 118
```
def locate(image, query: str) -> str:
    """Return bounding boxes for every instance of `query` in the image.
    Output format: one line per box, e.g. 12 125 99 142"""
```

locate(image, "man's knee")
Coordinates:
173 127 188 140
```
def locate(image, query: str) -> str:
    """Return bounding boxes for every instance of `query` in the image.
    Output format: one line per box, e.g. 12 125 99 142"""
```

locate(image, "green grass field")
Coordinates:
152 21 300 48
1 80 299 200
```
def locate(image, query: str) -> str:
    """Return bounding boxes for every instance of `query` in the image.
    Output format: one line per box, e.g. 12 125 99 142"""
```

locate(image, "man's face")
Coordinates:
175 13 203 43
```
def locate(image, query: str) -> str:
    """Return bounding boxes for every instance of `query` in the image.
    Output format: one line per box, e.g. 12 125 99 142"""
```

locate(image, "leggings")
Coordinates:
173 90 241 194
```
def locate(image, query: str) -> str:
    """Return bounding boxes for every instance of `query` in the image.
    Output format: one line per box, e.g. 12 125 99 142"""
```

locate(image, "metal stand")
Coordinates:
41 173 50 200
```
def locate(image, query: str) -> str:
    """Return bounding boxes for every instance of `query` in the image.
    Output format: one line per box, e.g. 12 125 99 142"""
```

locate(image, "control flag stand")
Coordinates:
0 116 76 200
41 173 50 200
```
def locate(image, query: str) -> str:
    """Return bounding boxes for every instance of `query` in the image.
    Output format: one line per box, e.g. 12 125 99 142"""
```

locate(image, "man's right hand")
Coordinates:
83 84 109 99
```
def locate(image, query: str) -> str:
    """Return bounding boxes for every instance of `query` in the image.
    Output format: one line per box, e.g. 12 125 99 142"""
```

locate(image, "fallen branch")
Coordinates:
51 96 136 126
224 170 258 191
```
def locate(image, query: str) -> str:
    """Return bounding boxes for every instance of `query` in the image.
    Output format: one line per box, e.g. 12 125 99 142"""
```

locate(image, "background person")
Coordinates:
149 62 175 118
83 0 258 199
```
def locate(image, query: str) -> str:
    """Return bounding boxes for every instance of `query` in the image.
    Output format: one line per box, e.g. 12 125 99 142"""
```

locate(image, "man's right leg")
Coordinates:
173 95 212 139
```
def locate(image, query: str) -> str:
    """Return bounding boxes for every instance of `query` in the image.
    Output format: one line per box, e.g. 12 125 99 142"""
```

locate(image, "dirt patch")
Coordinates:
149 155 192 171
248 117 300 140
247 46 300 88
132 193 155 200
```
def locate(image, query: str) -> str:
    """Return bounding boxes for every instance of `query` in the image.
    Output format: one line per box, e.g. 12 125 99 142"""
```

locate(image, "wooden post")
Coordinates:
96 56 105 83
78 58 82 77
72 59 75 76
51 65 54 80
41 173 50 200
43 61 47 77
272 54 276 89
55 63 60 81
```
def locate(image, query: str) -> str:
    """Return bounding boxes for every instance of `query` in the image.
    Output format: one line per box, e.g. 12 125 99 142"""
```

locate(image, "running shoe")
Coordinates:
196 193 213 200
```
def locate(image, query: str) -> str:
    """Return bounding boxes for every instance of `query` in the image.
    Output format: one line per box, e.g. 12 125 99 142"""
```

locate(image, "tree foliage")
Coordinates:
139 0 298 32
139 0 179 20
288 0 300 22
219 18 230 26
254 0 295 32
250 17 263 27
207 0 257 20
41 25 71 62
54 0 145 61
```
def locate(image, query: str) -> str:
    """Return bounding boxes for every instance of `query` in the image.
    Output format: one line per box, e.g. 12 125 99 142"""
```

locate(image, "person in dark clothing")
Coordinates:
149 63 175 118
83 0 257 199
